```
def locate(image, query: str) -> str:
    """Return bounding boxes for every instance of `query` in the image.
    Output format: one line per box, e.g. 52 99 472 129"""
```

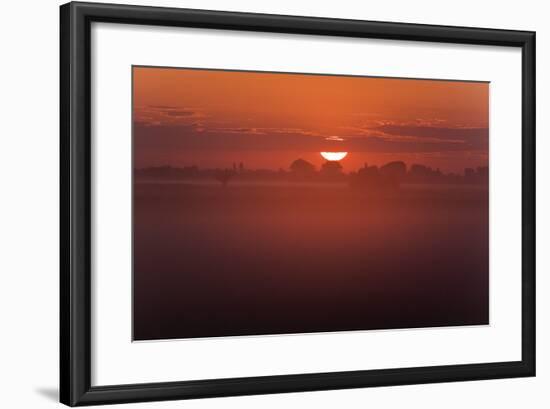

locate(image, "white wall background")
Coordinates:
0 0 546 407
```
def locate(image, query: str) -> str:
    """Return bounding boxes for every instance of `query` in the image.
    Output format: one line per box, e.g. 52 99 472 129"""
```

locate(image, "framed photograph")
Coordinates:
60 1 535 406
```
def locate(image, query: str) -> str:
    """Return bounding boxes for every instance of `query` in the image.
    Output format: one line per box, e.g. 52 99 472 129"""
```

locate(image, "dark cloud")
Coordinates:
134 122 488 156
148 105 177 109
164 110 195 117
134 124 320 152
135 105 204 126
215 127 265 134
339 123 488 151
373 124 488 141
370 124 488 151
211 127 321 137
346 136 483 153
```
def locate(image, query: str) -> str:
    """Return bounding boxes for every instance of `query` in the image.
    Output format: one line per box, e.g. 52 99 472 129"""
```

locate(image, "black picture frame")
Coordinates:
60 1 536 406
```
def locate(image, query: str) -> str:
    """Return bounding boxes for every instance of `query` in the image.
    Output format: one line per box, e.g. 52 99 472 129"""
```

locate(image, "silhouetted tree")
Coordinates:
357 164 380 179
290 158 315 175
350 164 385 190
350 162 406 192
379 161 406 189
463 167 475 184
320 161 343 177
214 169 234 187
380 161 406 180
134 160 489 187
476 166 489 181
409 163 444 183
410 164 431 177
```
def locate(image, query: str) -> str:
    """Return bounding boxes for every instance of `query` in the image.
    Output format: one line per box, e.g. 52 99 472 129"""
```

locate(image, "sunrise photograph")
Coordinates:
132 66 489 341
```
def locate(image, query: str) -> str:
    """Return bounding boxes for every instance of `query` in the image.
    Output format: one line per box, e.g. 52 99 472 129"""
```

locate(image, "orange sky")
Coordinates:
133 66 489 173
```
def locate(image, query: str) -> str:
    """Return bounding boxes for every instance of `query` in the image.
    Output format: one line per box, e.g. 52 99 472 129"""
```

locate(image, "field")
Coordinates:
133 181 489 340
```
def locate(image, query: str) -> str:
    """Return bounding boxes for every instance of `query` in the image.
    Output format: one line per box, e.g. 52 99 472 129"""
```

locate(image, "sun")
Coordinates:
320 152 348 161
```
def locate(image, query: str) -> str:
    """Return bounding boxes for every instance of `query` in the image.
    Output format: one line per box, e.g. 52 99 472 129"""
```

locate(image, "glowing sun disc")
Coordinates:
320 152 348 161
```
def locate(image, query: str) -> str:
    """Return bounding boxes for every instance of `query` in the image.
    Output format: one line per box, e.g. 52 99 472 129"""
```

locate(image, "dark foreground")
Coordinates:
133 182 489 340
